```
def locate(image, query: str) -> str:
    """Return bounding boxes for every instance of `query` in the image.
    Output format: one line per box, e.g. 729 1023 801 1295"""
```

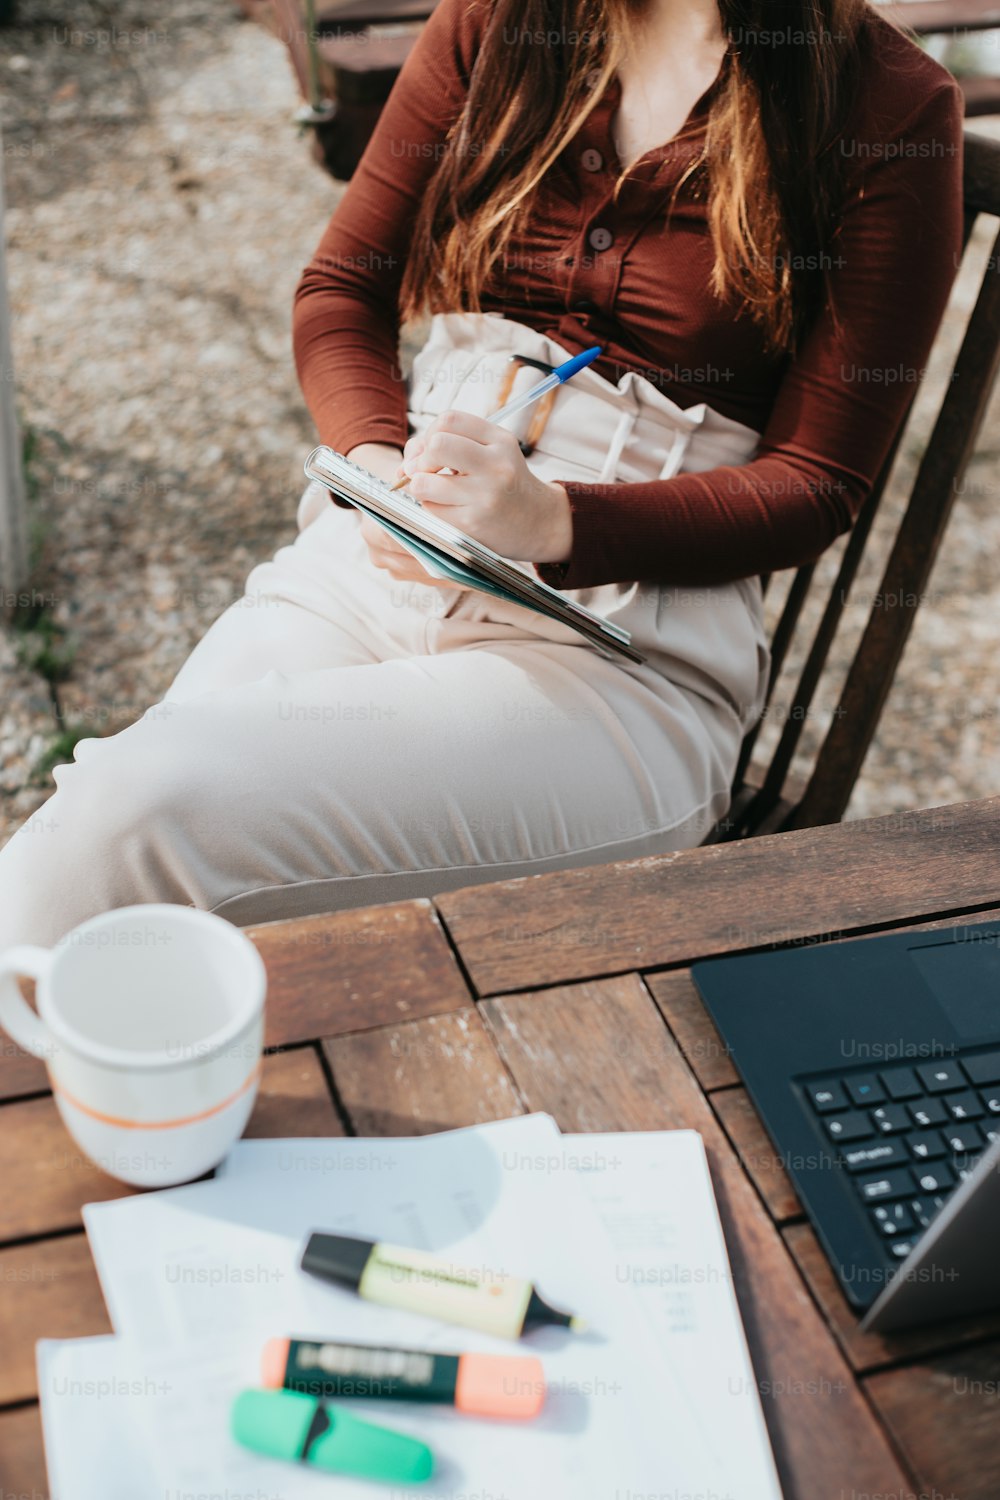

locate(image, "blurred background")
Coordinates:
1 0 999 849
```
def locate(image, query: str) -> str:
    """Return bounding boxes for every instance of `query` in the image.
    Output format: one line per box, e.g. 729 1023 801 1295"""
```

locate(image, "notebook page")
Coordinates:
566 1130 783 1500
81 1114 724 1500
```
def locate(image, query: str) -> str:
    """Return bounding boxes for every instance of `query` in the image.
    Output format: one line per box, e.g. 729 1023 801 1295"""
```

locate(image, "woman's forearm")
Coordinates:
292 0 484 455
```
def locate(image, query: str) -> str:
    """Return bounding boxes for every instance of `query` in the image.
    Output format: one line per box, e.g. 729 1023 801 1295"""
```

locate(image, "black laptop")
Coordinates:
692 917 1000 1332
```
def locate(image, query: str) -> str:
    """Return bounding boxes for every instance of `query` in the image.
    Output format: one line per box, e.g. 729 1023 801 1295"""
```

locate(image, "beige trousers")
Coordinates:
0 315 768 946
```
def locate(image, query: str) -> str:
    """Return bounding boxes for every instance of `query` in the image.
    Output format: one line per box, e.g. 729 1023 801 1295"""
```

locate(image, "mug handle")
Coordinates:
0 946 55 1059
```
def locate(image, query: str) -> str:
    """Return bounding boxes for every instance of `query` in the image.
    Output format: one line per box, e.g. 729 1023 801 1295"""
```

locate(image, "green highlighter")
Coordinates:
232 1388 434 1483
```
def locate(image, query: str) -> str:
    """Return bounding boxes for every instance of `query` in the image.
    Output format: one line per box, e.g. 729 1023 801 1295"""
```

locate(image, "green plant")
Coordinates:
18 416 70 571
12 609 75 681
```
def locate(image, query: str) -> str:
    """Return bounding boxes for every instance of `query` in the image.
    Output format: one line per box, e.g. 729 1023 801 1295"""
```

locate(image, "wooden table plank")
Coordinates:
0 1237 111 1405
0 1096 138 1243
245 1045 344 1139
481 974 911 1500
865 1341 1000 1500
249 900 471 1047
324 1009 523 1136
0 1032 48 1103
437 799 1000 993
645 969 739 1089
0 1404 47 1498
0 1050 342 1243
784 1222 1000 1373
712 1087 802 1222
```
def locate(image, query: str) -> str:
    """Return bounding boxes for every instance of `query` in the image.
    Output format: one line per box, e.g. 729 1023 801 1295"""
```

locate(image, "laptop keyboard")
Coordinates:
802 1051 1000 1260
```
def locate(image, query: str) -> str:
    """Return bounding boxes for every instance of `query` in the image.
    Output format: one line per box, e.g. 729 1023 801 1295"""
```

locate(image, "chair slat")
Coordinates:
789 221 1000 829
720 131 1000 841
733 565 814 786
961 133 1000 220
748 442 903 825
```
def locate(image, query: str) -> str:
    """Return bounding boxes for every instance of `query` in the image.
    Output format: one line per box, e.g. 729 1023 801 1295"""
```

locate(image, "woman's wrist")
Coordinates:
537 480 573 566
346 442 405 485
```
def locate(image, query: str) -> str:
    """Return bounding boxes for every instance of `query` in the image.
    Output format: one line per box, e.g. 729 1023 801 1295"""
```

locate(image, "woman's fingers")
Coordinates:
406 470 483 514
359 512 398 550
404 430 486 479
359 513 453 587
402 410 498 471
428 410 497 444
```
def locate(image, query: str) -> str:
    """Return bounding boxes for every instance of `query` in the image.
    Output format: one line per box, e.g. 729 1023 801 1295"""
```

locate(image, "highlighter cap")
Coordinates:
232 1389 433 1483
261 1337 290 1389
301 1231 373 1288
455 1354 546 1420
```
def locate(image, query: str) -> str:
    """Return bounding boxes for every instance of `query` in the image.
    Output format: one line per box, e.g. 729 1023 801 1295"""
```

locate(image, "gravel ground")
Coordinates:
1 0 998 854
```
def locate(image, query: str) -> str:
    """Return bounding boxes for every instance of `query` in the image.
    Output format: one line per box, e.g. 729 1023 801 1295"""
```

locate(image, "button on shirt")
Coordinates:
294 0 964 589
587 226 613 251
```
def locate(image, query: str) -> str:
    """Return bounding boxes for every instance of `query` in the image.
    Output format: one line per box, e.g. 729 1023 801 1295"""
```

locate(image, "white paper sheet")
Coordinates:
220 1125 782 1499
566 1131 782 1500
78 1113 726 1500
36 1337 150 1500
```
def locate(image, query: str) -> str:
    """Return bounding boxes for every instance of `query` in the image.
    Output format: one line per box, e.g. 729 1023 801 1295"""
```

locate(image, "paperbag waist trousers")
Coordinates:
0 313 769 944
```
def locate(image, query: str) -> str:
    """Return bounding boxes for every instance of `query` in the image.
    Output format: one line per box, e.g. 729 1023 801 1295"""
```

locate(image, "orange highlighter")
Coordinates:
263 1337 545 1420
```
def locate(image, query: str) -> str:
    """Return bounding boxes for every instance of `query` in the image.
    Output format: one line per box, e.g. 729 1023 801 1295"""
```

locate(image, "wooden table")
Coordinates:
5 798 1000 1497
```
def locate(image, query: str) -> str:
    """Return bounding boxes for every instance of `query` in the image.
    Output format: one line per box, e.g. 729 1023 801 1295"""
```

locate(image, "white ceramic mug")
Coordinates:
0 904 267 1187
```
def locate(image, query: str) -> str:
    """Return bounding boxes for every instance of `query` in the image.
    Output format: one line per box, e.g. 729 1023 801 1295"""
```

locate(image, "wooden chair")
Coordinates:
243 2 999 839
880 1 1000 116
255 2 1000 180
240 0 435 178
716 129 1000 840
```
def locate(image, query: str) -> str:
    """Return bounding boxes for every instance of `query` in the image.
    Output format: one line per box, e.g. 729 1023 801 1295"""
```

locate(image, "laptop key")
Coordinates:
912 1163 955 1195
889 1238 916 1258
908 1098 947 1128
906 1129 946 1160
963 1050 1000 1086
945 1124 983 1155
944 1091 984 1122
843 1140 909 1172
825 1112 873 1142
979 1090 1000 1117
879 1066 922 1100
910 1194 946 1228
806 1080 848 1113
858 1169 913 1202
917 1062 966 1093
871 1202 915 1236
871 1104 910 1135
846 1075 886 1108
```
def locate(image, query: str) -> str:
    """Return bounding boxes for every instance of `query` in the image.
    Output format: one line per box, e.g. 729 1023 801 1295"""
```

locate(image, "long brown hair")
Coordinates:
400 0 871 354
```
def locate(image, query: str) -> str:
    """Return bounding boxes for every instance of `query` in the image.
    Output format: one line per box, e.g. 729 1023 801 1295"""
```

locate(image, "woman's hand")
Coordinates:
346 442 455 588
397 411 573 565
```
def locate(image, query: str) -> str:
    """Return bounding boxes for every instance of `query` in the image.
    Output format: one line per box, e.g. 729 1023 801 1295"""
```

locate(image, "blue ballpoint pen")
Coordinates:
488 344 603 424
389 345 602 489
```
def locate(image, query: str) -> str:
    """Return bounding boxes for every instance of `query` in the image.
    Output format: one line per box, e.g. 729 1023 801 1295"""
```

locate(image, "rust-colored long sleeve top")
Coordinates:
293 0 964 588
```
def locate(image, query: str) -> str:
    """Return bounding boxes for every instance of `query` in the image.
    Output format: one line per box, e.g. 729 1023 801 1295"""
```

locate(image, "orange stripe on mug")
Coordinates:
52 1059 263 1131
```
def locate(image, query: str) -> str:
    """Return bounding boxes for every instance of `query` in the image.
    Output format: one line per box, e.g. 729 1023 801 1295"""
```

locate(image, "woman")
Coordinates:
0 0 962 942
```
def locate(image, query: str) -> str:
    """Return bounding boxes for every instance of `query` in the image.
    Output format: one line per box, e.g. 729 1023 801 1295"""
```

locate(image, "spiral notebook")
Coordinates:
303 446 644 664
